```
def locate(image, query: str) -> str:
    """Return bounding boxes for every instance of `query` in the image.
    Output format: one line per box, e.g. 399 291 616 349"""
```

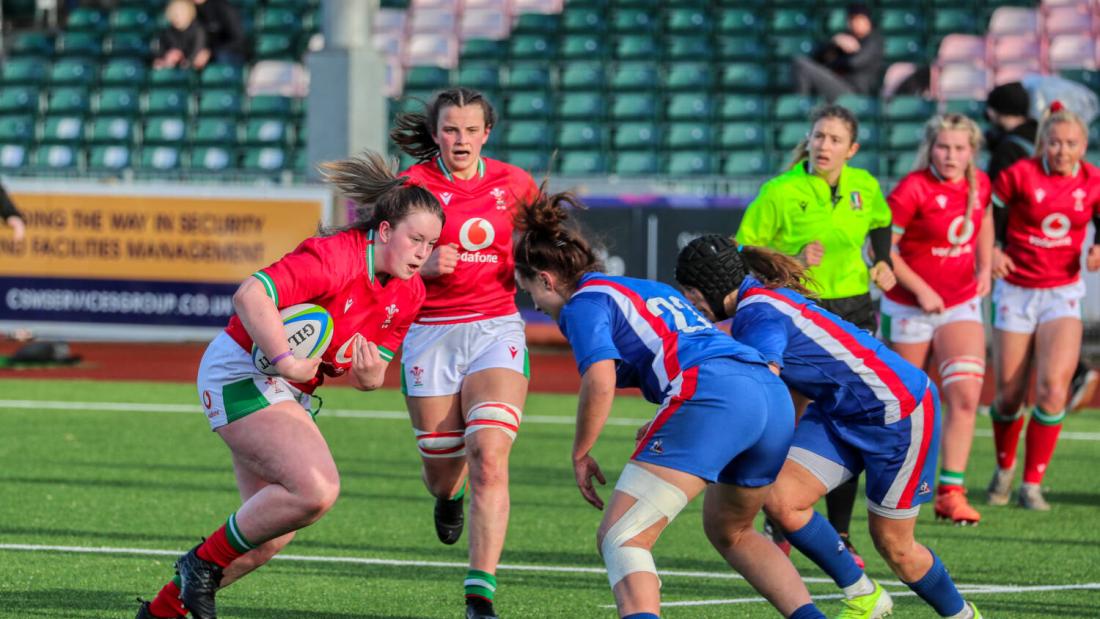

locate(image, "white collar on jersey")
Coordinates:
435 155 485 182
366 228 376 285
1041 155 1081 178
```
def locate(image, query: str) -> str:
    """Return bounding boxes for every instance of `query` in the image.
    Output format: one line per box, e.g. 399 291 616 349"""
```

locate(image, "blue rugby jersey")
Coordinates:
558 273 768 404
732 275 929 424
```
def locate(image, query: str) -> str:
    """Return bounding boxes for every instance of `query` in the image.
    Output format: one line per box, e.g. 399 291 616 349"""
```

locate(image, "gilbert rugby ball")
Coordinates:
252 303 334 376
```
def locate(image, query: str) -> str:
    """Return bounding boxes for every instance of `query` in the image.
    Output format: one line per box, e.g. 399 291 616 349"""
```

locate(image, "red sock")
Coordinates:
195 524 247 568
149 579 186 618
991 405 1026 470
1023 408 1065 484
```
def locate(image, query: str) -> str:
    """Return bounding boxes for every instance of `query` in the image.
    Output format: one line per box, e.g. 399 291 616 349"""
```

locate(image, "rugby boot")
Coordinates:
965 601 983 618
175 544 223 619
934 487 981 525
1017 483 1051 511
134 599 183 619
839 533 865 570
837 580 893 619
435 495 465 545
466 598 499 619
986 466 1015 506
1069 366 1098 413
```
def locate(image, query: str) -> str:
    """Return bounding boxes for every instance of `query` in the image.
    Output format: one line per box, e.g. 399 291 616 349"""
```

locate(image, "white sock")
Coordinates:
947 601 975 619
843 574 875 598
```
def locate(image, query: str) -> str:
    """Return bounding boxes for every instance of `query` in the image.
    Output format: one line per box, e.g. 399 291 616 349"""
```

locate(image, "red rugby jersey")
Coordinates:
401 156 538 324
886 167 992 308
992 158 1100 288
225 229 425 392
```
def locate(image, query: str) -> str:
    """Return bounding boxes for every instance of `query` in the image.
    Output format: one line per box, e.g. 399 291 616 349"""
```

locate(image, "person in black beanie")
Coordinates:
985 82 1038 183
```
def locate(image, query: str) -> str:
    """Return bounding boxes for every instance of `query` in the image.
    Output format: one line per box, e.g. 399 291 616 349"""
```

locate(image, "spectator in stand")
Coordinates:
153 0 211 71
985 84 1098 414
793 3 884 102
194 0 246 66
0 182 25 243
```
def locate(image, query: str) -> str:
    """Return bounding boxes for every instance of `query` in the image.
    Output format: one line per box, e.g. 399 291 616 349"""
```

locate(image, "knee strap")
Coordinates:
600 463 689 588
464 401 522 441
414 428 466 458
938 356 985 387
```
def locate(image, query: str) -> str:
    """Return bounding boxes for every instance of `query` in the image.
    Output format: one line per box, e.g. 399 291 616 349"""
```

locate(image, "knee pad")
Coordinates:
414 428 466 458
600 463 689 588
938 356 985 387
464 401 522 441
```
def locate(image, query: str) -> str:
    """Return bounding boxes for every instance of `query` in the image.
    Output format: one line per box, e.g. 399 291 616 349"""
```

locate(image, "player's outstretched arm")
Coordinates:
573 359 616 510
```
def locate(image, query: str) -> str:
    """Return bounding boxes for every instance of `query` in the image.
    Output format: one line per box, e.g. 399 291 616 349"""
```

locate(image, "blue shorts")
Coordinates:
788 383 941 518
633 357 794 486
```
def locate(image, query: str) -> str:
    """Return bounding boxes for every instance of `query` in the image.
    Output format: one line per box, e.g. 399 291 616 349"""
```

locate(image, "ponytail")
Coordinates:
513 184 603 292
739 246 817 297
319 150 444 233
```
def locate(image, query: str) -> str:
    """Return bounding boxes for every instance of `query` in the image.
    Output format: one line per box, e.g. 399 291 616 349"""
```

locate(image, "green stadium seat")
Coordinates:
879 9 923 34
0 87 40 115
719 123 767 150
665 36 712 61
198 90 242 116
201 63 245 90
614 122 659 149
87 144 132 170
891 151 917 177
824 8 848 36
190 146 235 171
886 122 925 151
88 116 134 143
67 7 107 33
776 124 808 150
504 121 550 149
104 33 151 58
1 57 49 85
663 63 713 91
614 151 659 175
664 7 709 33
33 144 80 169
559 151 607 175
857 122 881 148
97 88 140 115
145 89 189 116
562 8 605 32
770 9 811 33
1060 69 1100 94
560 62 604 90
505 92 551 119
666 93 713 121
557 121 605 149
55 32 101 57
560 34 606 59
718 95 766 120
611 9 655 33
835 95 878 119
770 35 814 59
243 118 288 145
47 88 91 115
716 35 765 61
0 144 29 169
143 116 187 144
255 33 296 60
510 34 555 60
614 34 658 60
943 100 983 118
457 63 500 91
932 9 976 35
611 95 656 121
405 66 449 90
723 152 772 176
241 146 287 172
0 116 35 143
557 92 605 120
665 152 713 175
110 6 155 33
10 32 54 58
507 150 550 174
49 58 98 87
848 151 880 174
715 8 759 34
148 67 191 88
506 65 552 90
258 7 300 33
720 64 768 92
100 58 146 86
884 36 924 63
248 96 295 118
513 13 559 35
883 96 934 121
190 117 237 144
141 145 182 170
611 62 658 91
462 39 506 61
773 94 816 121
665 122 711 149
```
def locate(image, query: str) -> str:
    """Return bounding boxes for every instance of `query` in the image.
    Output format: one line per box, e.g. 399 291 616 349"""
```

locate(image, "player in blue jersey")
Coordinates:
511 190 825 619
676 235 982 619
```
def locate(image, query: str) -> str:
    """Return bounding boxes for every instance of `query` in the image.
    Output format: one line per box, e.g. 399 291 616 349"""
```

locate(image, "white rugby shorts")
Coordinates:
992 279 1085 334
401 313 529 397
880 296 983 344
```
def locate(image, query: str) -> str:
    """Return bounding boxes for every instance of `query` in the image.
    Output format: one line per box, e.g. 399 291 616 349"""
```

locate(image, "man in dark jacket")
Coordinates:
984 82 1039 182
793 2 884 101
195 0 246 66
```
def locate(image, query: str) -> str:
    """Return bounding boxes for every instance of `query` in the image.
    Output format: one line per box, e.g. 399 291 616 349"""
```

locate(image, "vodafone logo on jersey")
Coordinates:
1029 213 1074 248
946 215 975 245
457 217 499 263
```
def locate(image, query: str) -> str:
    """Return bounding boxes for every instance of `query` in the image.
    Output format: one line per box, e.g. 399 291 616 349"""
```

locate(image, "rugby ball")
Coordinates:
252 303 334 376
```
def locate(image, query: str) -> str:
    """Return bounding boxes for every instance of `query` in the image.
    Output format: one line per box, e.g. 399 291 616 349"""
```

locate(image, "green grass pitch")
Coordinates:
1 378 1098 617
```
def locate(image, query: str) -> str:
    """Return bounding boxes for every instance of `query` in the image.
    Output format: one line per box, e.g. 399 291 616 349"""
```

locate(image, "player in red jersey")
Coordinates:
390 87 538 619
135 152 443 619
987 102 1100 511
883 114 993 525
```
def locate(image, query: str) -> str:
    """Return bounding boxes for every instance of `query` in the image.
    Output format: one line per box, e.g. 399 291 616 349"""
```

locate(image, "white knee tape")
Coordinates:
464 401 522 441
600 463 689 588
939 356 985 387
414 428 466 458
